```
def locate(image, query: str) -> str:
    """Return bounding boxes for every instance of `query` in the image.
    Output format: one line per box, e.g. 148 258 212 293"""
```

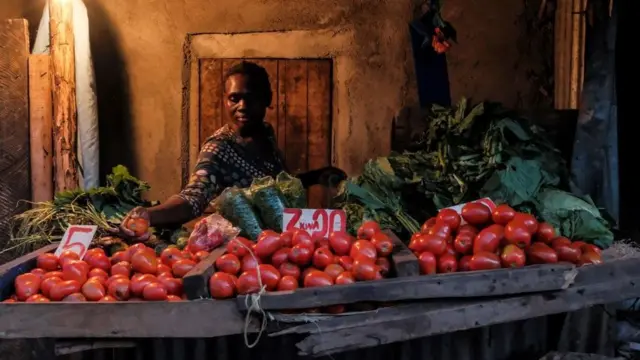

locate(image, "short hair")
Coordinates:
224 61 273 106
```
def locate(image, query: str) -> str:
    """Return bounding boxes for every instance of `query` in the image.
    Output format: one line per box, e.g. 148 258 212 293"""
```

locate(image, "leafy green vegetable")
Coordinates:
214 187 263 240
275 172 307 208
247 176 287 232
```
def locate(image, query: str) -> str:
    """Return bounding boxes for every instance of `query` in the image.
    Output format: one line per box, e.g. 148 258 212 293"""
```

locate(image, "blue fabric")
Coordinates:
409 20 451 107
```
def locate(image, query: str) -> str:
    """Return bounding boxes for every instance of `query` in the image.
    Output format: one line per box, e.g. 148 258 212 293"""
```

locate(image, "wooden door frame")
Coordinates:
179 29 356 187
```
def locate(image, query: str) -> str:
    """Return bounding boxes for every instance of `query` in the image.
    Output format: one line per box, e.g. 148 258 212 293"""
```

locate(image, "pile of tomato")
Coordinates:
209 221 393 300
410 202 604 275
2 243 211 303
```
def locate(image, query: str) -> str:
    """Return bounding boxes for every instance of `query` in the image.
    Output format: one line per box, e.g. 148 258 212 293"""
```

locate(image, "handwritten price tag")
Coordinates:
54 225 98 259
282 209 346 239
444 197 496 225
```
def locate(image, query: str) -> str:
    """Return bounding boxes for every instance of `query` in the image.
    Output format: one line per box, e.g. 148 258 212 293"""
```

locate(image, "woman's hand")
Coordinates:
108 206 151 242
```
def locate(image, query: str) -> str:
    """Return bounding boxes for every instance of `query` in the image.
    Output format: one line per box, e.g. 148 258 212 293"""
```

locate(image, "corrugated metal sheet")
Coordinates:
49 306 615 360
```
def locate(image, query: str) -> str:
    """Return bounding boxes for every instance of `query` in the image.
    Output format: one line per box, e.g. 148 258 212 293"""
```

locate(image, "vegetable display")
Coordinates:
411 201 603 275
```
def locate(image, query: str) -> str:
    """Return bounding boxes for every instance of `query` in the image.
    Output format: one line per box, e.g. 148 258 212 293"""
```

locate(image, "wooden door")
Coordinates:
198 58 332 208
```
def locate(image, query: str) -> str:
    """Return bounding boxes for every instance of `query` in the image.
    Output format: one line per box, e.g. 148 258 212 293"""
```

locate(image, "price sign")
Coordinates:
282 209 346 239
445 198 496 225
54 225 98 259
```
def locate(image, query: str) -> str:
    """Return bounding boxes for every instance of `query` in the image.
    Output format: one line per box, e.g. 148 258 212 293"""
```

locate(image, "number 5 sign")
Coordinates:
54 225 98 259
282 209 346 239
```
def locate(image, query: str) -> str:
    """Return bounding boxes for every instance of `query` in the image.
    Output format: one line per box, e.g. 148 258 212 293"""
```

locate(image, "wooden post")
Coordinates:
29 55 54 202
49 0 79 192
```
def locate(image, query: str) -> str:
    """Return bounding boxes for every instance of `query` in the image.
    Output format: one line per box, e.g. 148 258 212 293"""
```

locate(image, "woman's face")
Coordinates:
224 74 268 132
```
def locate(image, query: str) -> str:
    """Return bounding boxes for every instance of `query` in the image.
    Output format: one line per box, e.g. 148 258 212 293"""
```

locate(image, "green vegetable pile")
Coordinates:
337 98 614 247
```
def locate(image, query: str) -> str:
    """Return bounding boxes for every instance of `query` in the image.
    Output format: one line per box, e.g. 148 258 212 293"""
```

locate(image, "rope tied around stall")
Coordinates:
235 239 268 348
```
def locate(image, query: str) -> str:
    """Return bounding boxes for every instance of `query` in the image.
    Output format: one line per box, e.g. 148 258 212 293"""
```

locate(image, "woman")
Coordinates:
113 61 346 241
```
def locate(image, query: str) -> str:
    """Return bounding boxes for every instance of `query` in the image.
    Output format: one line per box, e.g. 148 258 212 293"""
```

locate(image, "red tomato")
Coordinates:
578 251 603 266
85 248 105 258
554 244 582 264
376 258 391 276
215 254 241 275
514 213 539 233
527 243 558 264
254 232 283 258
62 293 87 302
278 262 301 280
370 232 394 257
437 209 461 230
328 231 353 256
49 280 82 301
30 268 46 279
226 237 253 257
418 251 437 275
324 264 345 280
172 259 196 278
302 267 322 280
427 221 453 240
81 279 107 301
130 274 158 297
552 236 572 248
409 233 447 256
241 254 262 272
316 237 330 249
469 252 501 271
312 247 335 269
458 255 472 271
2 299 17 303
349 240 378 262
157 248 181 268
41 277 62 298
194 251 210 262
158 276 183 296
291 229 315 249
59 250 80 267
461 202 492 226
335 271 356 285
124 217 149 237
570 241 587 251
437 254 458 273
43 271 64 280
443 243 457 257
288 244 313 266
62 260 90 284
458 224 479 235
303 271 334 287
473 225 504 254
276 275 299 291
105 274 128 289
85 253 112 272
504 220 532 248
357 221 381 240
236 270 261 295
279 231 294 248
351 258 379 281
325 304 346 314
257 264 281 291
127 243 148 259
337 256 354 271
500 244 526 268
88 268 109 281
36 253 59 271
536 223 556 244
453 232 473 255
107 278 131 300
582 244 602 256
111 261 131 277
157 263 172 275
131 250 158 275
167 295 182 302
271 248 291 269
420 217 437 233
25 294 50 303
15 274 41 301
110 250 131 265
143 282 168 301
491 204 516 225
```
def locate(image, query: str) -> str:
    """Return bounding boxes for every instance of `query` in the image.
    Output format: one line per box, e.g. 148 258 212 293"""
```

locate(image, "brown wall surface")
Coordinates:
0 0 544 201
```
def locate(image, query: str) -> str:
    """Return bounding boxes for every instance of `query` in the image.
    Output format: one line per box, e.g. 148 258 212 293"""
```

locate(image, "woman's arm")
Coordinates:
146 196 193 227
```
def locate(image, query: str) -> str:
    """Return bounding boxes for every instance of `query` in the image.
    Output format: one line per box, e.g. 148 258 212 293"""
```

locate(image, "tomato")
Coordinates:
2 299 17 303
491 204 516 225
167 295 182 302
325 304 346 314
582 244 602 256
111 261 131 277
130 274 158 296
254 232 283 258
337 256 353 271
357 221 381 240
241 254 262 272
437 254 457 273
41 277 62 298
324 264 345 280
458 255 472 271
552 236 572 248
25 294 50 303
111 250 131 265
350 240 377 262
62 293 87 302
578 251 603 266
527 243 558 264
352 257 379 281
278 262 301 280
226 237 253 257
409 233 447 256
570 241 587 251
504 220 532 248
271 248 291 269
427 221 453 240
312 247 335 269
105 274 128 289
59 250 80 267
536 223 556 244
215 254 241 275
303 270 334 287
172 259 196 278
461 202 492 226
554 244 582 264
43 271 64 280
500 245 526 268
157 263 172 275
420 217 437 233
124 217 149 237
514 213 539 234
81 279 106 301
194 251 210 262
158 276 183 296
62 260 89 284
316 237 330 249
107 278 131 300
335 271 356 285
131 250 158 275
458 224 479 235
49 279 82 301
277 275 299 291
469 252 501 271
292 229 315 249
279 231 294 248
86 253 112 272
453 232 473 255
376 258 391 276
127 243 149 259
88 268 109 281
236 270 261 295
417 252 437 275
328 231 353 256
288 244 313 266
36 253 59 271
473 225 504 254
257 264 281 291
443 243 456 257
30 268 46 279
437 209 461 230
128 297 143 302
370 232 394 257
141 282 167 301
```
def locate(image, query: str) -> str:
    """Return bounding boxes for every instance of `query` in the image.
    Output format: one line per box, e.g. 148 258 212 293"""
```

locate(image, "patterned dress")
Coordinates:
178 124 285 217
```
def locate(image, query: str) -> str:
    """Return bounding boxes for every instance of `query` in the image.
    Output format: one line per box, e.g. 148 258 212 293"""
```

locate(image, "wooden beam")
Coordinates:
28 55 54 202
49 0 79 192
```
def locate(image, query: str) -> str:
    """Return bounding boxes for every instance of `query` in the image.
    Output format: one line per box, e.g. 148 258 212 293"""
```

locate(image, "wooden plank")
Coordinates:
0 243 59 301
0 19 30 255
183 245 226 300
276 60 287 158
50 0 79 192
387 231 419 277
306 60 332 208
28 54 54 203
198 59 223 146
283 60 308 175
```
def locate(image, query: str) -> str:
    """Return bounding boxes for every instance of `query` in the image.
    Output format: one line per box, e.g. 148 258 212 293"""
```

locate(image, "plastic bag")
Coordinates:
213 187 263 240
276 172 307 208
247 176 287 232
187 214 241 252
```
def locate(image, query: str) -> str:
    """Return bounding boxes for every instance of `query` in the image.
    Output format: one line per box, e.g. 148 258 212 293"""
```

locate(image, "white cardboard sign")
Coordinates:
54 225 98 259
